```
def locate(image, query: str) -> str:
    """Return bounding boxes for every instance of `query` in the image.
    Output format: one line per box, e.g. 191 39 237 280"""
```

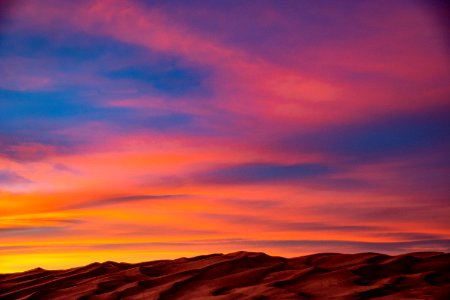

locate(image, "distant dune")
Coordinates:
0 251 449 299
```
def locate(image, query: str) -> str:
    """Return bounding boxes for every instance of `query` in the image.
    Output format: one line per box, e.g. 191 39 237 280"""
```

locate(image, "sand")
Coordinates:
0 251 449 299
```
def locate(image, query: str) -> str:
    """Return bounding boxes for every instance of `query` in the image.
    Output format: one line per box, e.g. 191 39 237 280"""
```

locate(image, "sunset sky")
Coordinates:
1 0 449 273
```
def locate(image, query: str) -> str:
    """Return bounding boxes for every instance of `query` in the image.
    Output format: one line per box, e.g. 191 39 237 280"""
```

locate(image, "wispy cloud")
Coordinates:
0 226 65 236
198 212 385 233
66 194 188 209
277 106 450 163
0 170 31 185
192 162 333 184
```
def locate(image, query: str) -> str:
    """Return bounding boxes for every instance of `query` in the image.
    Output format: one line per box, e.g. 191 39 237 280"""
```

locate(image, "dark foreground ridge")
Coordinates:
0 251 449 299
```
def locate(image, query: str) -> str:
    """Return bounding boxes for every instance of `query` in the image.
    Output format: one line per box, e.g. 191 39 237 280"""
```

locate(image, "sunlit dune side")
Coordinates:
0 252 449 300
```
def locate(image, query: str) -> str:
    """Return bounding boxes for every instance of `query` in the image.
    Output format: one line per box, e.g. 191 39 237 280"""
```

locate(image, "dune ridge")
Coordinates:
0 251 449 299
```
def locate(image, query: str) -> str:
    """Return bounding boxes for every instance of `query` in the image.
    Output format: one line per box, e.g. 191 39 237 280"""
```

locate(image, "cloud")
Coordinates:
12 217 83 225
105 64 208 96
105 223 220 237
186 162 373 190
0 0 16 34
0 226 64 236
121 112 195 131
419 0 450 41
0 217 83 237
52 163 82 175
199 213 385 233
224 199 280 210
0 170 31 185
0 141 58 162
305 203 450 225
67 194 188 209
0 245 32 251
193 162 333 184
279 106 450 163
369 232 446 241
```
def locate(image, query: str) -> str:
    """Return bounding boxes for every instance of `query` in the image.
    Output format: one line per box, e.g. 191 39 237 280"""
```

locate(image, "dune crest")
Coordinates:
0 251 449 299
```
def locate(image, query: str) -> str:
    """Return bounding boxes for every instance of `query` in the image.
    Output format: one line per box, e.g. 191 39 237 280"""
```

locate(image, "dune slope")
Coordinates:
0 251 449 299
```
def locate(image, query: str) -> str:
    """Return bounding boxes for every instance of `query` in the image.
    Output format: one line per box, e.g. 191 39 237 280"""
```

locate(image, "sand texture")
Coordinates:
1 251 449 299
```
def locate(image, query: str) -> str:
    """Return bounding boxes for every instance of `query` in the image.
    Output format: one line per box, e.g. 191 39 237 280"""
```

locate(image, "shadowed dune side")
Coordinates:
0 251 449 299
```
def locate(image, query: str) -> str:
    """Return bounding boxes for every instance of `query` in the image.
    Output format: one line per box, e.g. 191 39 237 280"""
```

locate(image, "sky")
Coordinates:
0 0 449 273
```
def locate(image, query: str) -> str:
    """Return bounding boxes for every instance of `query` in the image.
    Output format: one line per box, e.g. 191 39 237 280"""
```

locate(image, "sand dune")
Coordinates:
0 251 449 299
